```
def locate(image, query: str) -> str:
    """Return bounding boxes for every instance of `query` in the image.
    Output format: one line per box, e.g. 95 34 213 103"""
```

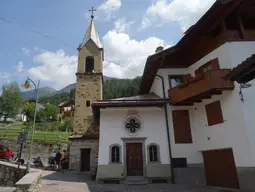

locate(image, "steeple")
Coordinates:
80 8 102 49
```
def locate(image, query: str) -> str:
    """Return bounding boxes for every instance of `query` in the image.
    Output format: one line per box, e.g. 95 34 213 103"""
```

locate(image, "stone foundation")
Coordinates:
0 161 26 187
174 164 206 187
69 138 99 176
15 171 42 192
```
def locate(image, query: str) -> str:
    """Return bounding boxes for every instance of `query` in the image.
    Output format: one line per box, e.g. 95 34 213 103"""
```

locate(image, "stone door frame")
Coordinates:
121 137 147 178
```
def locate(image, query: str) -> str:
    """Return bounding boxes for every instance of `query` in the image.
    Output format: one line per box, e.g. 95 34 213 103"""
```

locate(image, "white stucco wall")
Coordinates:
149 41 255 167
226 41 255 166
98 107 170 165
169 91 253 167
64 106 72 111
240 79 255 167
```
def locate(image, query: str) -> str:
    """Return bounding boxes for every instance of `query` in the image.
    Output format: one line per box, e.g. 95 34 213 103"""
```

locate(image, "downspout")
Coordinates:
156 68 175 183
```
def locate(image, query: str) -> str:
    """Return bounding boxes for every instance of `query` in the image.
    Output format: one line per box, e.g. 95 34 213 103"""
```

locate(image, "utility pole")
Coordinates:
17 129 27 169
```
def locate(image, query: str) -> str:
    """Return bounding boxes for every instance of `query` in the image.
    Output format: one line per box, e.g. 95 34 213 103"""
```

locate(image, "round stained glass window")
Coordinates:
124 117 141 134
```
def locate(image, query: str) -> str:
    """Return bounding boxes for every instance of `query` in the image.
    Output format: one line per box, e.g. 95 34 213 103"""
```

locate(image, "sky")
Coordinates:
0 0 216 91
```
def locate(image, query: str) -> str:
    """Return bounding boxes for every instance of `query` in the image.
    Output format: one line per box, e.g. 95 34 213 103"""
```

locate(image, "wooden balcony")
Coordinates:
62 111 74 118
168 69 235 105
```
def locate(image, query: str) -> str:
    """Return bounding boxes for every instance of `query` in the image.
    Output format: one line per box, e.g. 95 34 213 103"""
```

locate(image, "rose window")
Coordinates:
125 118 141 133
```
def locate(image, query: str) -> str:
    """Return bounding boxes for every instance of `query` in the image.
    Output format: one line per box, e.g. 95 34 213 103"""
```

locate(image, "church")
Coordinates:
70 1 255 190
68 11 171 183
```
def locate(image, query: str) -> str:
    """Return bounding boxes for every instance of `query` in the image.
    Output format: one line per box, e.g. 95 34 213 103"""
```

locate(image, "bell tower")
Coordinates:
74 10 103 135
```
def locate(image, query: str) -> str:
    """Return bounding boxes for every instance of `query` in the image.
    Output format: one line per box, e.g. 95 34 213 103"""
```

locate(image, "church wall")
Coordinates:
73 73 102 135
96 107 171 181
69 139 99 174
69 17 102 178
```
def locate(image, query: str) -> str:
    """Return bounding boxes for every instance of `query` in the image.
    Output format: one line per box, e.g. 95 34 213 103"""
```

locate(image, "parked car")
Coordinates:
0 144 14 161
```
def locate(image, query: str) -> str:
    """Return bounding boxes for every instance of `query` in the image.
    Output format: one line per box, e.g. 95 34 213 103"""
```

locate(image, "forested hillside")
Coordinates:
39 77 141 105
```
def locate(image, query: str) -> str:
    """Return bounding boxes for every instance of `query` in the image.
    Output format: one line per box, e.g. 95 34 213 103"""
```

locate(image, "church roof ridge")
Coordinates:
80 17 102 48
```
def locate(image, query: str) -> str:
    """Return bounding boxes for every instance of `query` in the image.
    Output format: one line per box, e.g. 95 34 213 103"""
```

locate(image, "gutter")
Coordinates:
156 56 175 183
95 98 170 102
156 73 175 184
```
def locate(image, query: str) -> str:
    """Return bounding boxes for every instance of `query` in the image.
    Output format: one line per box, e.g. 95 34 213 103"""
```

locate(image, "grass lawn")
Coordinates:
0 123 71 144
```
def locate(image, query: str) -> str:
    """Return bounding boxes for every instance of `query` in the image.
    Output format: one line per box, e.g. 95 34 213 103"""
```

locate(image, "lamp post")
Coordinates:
22 78 40 173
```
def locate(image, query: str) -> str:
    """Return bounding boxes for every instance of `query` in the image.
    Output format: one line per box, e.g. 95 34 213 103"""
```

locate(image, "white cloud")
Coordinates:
141 0 216 31
114 17 134 33
17 61 24 73
102 30 170 79
26 22 169 88
22 48 30 56
98 0 121 19
28 50 77 90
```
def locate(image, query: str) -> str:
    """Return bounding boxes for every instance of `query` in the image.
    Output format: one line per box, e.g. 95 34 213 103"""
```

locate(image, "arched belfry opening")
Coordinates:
85 56 94 73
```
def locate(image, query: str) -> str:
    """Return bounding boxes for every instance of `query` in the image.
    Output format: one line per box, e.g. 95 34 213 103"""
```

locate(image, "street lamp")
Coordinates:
21 77 40 173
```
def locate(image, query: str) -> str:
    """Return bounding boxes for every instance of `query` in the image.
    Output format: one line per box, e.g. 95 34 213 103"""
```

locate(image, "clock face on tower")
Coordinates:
124 117 141 134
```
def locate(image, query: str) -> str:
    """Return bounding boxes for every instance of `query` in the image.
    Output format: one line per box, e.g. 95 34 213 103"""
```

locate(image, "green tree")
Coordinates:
0 82 22 121
38 109 47 122
59 118 74 132
44 104 59 121
23 103 35 121
69 89 75 100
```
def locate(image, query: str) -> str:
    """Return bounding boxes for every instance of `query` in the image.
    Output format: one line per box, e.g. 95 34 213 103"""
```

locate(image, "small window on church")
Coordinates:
110 144 121 163
85 56 94 73
86 100 90 107
148 144 160 163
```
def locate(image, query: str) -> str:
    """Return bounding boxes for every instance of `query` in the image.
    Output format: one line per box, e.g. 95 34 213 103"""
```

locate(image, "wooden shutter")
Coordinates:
172 110 193 144
205 100 224 126
203 148 239 189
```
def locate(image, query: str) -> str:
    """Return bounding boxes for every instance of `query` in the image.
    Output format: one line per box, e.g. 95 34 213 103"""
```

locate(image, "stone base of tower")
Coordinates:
69 135 99 178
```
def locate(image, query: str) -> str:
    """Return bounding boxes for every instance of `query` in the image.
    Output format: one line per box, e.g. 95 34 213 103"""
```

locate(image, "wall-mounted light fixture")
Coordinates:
239 83 252 102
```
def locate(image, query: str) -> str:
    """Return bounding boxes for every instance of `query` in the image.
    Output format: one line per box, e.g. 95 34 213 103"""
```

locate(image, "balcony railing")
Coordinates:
168 69 235 105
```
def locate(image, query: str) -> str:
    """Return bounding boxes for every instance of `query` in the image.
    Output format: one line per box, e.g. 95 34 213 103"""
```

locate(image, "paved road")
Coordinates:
41 171 237 192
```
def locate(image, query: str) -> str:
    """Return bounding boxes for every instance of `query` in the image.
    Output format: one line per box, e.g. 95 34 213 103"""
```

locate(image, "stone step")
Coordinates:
124 177 148 185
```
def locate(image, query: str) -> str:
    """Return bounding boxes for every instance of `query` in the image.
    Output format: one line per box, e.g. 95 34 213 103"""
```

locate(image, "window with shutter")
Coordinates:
172 110 193 144
205 100 224 126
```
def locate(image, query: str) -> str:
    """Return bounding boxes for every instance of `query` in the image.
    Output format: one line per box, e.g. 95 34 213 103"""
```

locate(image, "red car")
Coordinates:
0 144 14 161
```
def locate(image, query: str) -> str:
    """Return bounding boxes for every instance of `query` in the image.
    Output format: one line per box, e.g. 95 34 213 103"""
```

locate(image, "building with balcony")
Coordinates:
88 0 255 189
57 100 75 121
137 0 255 190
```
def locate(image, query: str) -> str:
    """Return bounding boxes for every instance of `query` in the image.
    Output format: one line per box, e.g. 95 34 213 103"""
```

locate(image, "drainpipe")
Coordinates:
155 72 175 184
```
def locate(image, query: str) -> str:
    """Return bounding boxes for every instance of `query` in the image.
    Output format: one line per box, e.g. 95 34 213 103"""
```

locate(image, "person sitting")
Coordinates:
61 150 68 170
55 151 62 171
33 156 41 163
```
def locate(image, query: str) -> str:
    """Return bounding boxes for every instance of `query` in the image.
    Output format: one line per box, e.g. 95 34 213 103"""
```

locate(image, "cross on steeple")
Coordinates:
89 6 96 19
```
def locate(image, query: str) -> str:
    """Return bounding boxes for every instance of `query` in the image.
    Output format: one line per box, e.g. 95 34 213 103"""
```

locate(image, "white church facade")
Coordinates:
92 94 171 183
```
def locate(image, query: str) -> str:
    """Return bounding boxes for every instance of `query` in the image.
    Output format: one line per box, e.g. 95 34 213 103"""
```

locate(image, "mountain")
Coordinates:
21 87 57 100
38 76 142 105
21 75 112 100
56 83 76 94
